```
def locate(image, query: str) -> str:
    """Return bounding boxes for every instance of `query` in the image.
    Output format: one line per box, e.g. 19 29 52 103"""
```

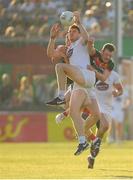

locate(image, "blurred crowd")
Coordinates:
0 65 131 140
0 73 58 110
0 0 133 39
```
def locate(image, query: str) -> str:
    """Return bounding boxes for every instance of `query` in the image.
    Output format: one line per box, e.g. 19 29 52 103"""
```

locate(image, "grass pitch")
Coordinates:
0 141 133 179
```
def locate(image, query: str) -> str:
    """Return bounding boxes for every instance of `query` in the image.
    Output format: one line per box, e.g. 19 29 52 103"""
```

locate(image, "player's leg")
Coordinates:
46 63 95 105
91 113 110 156
83 98 101 130
96 113 110 139
55 87 72 123
56 63 87 92
88 113 111 169
83 98 101 169
69 89 89 155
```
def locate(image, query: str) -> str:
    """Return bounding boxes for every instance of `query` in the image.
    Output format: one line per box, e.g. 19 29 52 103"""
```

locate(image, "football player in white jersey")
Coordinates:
85 70 123 168
54 70 123 168
47 12 96 105
46 12 102 155
46 12 116 156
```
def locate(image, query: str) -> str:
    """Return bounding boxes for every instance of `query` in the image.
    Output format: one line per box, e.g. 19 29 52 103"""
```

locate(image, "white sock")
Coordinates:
90 154 95 159
58 90 65 99
93 137 99 144
78 136 86 144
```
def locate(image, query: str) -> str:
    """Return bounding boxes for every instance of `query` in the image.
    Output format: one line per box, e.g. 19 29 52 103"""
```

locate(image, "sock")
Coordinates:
88 133 96 141
83 108 90 115
78 136 86 144
58 90 65 99
93 137 101 144
63 111 68 117
90 154 95 159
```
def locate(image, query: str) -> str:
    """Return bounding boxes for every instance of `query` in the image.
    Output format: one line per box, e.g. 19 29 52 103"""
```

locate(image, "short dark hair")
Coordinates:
69 24 80 33
102 43 116 52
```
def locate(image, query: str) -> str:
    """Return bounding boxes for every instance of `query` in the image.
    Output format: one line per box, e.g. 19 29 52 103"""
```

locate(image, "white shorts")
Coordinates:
111 109 124 123
79 68 96 88
72 83 96 100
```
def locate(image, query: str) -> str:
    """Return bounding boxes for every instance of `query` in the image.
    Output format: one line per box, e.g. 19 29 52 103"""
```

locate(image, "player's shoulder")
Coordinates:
111 70 120 80
111 70 119 76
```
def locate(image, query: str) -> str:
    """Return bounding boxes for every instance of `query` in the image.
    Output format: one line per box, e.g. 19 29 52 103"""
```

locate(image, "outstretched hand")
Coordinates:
50 23 61 39
73 11 81 25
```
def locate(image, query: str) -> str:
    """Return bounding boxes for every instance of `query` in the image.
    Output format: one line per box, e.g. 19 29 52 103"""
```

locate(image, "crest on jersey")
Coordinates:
67 48 73 58
96 82 109 91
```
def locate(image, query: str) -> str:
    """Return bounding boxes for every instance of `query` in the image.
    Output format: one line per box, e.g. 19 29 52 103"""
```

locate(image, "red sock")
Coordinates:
83 108 90 116
63 111 68 117
88 134 96 141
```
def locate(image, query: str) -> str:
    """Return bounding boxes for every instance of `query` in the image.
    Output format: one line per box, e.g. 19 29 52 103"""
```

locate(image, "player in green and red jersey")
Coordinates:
88 41 115 81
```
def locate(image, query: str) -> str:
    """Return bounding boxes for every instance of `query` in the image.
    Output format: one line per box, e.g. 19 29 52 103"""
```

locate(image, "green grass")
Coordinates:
0 142 133 179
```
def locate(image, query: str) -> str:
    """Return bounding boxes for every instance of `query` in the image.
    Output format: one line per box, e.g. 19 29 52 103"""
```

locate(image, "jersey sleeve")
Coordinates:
113 72 122 84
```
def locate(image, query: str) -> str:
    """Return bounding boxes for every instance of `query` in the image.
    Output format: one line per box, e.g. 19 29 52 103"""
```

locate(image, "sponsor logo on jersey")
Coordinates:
96 82 109 91
67 48 73 58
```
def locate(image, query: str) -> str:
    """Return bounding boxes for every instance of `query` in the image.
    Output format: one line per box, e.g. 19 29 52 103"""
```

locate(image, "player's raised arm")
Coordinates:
47 24 60 61
87 37 96 56
73 11 89 45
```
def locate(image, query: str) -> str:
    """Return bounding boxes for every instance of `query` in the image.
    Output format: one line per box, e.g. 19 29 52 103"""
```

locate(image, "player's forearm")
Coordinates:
47 38 56 58
78 23 89 42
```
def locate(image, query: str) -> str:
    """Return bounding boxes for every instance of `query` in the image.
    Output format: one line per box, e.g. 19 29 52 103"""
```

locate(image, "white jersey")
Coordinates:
67 37 90 69
95 71 121 116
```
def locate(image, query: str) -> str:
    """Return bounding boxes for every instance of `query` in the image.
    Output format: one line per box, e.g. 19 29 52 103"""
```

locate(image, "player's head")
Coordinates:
101 43 116 63
1 73 10 85
67 24 80 42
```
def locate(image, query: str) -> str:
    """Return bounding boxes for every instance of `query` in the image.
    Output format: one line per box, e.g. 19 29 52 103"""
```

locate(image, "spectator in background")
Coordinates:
82 9 100 35
18 76 34 107
41 0 57 14
0 73 13 107
20 0 35 13
0 0 133 39
38 23 49 37
26 25 39 39
7 0 21 13
33 75 49 104
4 25 15 38
0 7 7 35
